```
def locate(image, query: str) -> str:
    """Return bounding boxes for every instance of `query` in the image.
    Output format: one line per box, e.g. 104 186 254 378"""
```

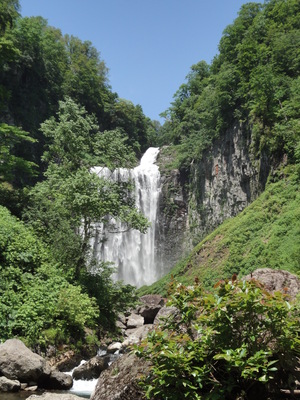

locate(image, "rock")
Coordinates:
153 306 179 326
244 268 300 299
117 313 127 325
126 313 144 329
91 353 150 400
72 356 110 380
25 385 38 391
41 369 73 390
122 325 153 348
0 339 50 383
27 393 86 399
115 320 126 330
107 342 122 353
137 294 166 324
50 350 82 372
0 376 21 392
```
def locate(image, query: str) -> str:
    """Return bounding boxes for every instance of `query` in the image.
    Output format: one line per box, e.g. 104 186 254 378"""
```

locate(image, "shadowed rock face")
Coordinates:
156 123 270 273
90 353 150 400
72 356 110 380
244 268 300 299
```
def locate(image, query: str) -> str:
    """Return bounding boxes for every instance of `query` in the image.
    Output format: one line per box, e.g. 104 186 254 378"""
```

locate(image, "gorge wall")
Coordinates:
156 122 271 272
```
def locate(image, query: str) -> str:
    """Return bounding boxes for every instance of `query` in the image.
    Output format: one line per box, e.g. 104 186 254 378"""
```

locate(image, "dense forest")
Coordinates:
0 3 299 396
0 0 158 348
158 0 299 173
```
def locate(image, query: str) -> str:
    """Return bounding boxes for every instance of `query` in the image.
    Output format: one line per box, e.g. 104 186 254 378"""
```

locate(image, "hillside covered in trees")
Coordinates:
0 0 158 349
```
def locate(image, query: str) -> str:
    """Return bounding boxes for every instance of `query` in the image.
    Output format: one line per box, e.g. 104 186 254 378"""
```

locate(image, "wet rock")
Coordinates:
72 356 110 380
0 376 20 392
91 353 150 400
50 350 82 372
41 369 73 390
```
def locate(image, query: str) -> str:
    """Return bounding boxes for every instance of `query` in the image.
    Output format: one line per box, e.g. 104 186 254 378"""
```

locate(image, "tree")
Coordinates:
0 205 99 347
25 98 149 280
0 123 37 186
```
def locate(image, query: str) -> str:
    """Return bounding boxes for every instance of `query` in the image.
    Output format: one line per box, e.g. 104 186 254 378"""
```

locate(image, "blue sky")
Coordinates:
20 0 260 122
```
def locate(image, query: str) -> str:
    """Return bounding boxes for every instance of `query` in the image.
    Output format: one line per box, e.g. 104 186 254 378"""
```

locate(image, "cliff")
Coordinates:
155 122 271 273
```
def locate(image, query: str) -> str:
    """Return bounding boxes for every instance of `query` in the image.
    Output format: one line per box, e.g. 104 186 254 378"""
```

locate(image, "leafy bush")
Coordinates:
0 205 99 348
137 278 300 399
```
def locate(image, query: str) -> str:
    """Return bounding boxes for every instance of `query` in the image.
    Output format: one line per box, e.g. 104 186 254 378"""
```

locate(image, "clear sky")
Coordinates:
20 0 261 122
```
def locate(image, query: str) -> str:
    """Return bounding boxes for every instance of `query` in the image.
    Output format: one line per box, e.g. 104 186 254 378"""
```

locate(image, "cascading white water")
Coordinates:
91 147 161 288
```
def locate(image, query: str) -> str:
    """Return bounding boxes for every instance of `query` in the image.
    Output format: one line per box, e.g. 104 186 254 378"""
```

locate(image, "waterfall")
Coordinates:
91 147 161 288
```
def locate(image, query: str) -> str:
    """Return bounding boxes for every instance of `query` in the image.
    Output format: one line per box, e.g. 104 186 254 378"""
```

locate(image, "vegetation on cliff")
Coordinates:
159 0 299 171
139 168 300 296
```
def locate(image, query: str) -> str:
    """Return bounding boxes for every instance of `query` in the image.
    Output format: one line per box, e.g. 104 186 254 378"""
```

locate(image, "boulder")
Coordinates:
126 313 144 329
91 353 150 400
153 306 179 326
244 268 300 298
122 325 153 348
0 339 50 383
137 294 166 324
107 342 122 354
50 350 82 372
0 376 20 392
41 369 73 390
27 394 86 400
115 320 126 330
72 356 110 380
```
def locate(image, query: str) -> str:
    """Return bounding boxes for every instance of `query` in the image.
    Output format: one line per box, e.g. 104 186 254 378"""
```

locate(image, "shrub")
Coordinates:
136 278 300 399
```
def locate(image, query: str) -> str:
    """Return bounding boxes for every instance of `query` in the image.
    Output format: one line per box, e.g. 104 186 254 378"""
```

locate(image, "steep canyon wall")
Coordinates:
156 122 270 272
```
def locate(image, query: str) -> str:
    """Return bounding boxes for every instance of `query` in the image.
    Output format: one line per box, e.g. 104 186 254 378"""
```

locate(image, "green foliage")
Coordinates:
0 123 37 186
0 10 154 178
25 98 148 279
159 0 300 169
0 206 99 347
139 170 300 296
137 279 300 399
80 264 139 331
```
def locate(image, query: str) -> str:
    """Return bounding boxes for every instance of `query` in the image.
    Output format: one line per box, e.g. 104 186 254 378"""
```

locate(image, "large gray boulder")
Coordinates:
126 313 144 329
244 268 300 298
72 356 110 380
0 376 21 392
122 325 153 348
0 339 50 382
27 394 85 400
153 306 179 326
91 353 150 400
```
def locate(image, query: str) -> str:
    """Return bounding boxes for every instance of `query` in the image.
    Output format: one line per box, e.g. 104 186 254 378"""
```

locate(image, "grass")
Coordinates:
138 168 300 296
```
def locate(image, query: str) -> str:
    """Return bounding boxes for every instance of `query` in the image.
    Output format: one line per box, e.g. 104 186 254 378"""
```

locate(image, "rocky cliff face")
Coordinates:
155 122 270 272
